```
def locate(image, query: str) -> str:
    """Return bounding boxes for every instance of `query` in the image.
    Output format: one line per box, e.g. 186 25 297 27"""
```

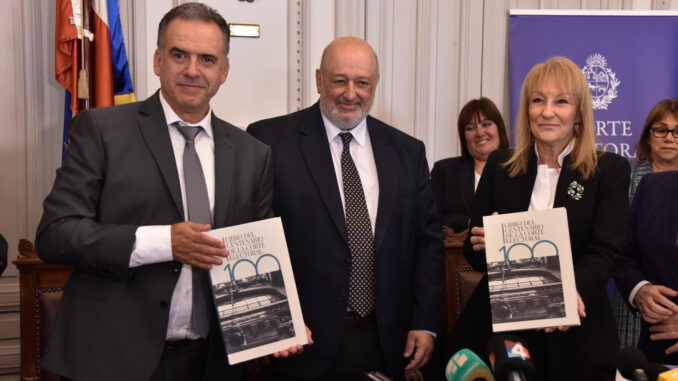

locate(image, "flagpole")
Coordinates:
81 0 91 110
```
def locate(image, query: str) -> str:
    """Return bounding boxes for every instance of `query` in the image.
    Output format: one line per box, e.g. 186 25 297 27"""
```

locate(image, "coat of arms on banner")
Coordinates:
582 54 620 110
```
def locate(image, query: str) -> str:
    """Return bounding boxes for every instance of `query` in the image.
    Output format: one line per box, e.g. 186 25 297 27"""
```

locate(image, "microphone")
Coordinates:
616 347 649 381
487 334 535 381
657 367 678 381
444 348 495 381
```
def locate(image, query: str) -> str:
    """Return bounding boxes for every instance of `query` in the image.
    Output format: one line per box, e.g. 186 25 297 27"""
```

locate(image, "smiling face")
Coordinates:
316 37 379 130
528 78 579 154
649 113 678 170
464 114 501 162
154 18 229 123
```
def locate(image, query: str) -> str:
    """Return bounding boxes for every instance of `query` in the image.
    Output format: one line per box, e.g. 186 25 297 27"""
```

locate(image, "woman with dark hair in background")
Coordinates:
430 98 509 232
628 99 678 199
613 99 678 349
451 57 630 380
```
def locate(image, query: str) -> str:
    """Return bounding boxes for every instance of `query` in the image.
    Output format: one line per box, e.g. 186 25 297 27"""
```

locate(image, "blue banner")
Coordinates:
509 11 678 161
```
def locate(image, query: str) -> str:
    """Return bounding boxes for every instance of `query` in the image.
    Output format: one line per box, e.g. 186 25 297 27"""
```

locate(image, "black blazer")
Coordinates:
36 92 273 381
247 103 445 379
615 171 678 364
453 148 630 380
430 156 475 232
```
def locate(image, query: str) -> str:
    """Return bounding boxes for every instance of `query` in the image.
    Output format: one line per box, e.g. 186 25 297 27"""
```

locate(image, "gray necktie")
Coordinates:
339 132 375 317
176 123 211 338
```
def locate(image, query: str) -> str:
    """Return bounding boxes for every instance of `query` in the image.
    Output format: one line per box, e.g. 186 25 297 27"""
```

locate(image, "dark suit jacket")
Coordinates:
452 148 629 380
247 103 445 379
615 170 678 364
35 92 273 381
430 156 475 232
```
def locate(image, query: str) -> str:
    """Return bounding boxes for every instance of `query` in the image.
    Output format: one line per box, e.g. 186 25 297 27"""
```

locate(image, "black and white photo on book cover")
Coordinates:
206 217 307 364
482 208 580 332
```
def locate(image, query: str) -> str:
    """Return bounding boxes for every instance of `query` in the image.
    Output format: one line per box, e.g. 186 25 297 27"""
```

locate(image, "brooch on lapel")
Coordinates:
567 181 584 201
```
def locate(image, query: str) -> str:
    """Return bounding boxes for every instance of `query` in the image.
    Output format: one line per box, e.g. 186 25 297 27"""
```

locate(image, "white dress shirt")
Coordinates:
129 91 216 340
322 114 379 232
320 113 436 339
528 139 574 212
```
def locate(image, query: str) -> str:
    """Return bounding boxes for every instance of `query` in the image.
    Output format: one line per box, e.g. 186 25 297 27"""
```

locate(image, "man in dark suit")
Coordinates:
247 37 445 380
36 3 301 380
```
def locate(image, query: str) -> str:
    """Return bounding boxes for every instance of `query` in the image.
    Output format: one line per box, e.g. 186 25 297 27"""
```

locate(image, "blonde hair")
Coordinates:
505 56 598 179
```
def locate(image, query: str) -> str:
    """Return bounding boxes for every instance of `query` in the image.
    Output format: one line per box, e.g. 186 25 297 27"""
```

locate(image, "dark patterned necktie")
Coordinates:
339 132 375 317
176 123 211 338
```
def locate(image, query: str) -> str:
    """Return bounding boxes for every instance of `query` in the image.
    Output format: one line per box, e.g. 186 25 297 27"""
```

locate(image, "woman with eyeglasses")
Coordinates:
629 99 678 195
430 98 509 233
612 99 678 350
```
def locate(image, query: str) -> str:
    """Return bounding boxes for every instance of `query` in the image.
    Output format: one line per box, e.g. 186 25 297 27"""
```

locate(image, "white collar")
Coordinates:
535 139 575 168
159 91 213 138
321 113 369 148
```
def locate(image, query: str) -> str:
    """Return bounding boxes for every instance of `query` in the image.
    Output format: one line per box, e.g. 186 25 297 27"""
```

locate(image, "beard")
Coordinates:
319 95 372 130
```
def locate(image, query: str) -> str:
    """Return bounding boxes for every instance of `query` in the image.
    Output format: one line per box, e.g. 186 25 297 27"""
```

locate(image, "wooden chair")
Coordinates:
14 239 70 381
443 227 482 335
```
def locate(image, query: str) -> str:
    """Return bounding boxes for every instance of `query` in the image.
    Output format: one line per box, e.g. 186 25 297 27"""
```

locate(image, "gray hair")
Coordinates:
157 2 230 57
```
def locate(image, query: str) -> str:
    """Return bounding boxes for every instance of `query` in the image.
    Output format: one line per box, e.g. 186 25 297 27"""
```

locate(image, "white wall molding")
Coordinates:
303 0 335 109
414 0 438 162
335 0 365 38
457 0 484 105
20 0 42 242
365 0 418 137
366 0 393 124
431 0 462 161
132 0 150 100
288 0 308 111
482 1 512 131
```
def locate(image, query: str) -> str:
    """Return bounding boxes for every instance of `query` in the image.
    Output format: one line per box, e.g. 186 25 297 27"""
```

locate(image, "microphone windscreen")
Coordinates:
616 347 649 379
646 363 670 380
658 367 678 381
445 348 495 381
487 334 535 381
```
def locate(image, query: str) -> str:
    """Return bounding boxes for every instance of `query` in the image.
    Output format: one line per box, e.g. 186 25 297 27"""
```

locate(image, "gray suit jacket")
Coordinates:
36 92 273 381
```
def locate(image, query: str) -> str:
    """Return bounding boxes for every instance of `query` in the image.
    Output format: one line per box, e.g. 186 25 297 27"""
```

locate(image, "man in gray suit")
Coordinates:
36 3 303 380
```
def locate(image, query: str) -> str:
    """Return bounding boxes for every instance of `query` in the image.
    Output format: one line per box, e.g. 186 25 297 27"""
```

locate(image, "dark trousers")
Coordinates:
149 338 208 381
59 339 208 381
265 312 387 381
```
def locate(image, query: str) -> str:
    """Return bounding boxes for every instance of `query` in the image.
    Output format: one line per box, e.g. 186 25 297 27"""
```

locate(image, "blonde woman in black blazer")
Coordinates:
449 57 630 380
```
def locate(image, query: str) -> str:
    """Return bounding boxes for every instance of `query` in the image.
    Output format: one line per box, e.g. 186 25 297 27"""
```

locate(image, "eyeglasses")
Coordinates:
650 126 678 138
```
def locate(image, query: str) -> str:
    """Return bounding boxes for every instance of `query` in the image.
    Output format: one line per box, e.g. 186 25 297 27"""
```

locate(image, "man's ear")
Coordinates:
153 49 161 76
315 69 322 95
220 58 230 84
